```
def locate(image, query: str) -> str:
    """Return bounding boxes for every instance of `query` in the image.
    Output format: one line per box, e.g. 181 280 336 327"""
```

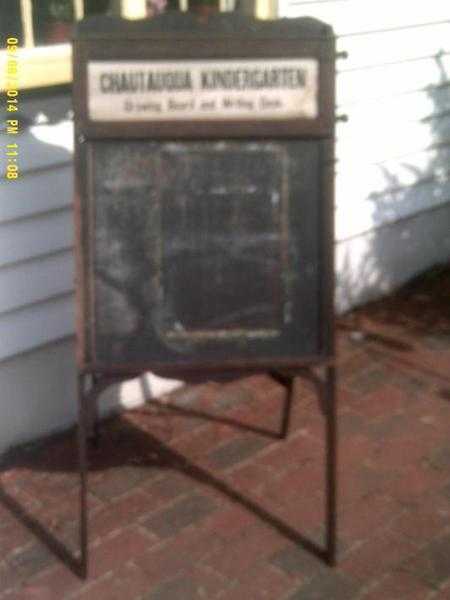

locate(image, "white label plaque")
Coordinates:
88 59 319 122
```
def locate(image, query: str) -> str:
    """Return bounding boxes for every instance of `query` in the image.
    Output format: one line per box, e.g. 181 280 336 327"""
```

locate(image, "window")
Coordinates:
0 0 202 91
0 1 112 91
0 0 243 91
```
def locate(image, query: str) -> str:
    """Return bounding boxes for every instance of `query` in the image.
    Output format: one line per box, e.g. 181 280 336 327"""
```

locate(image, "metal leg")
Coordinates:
88 374 101 448
270 371 294 439
324 365 337 566
77 372 89 579
280 377 294 439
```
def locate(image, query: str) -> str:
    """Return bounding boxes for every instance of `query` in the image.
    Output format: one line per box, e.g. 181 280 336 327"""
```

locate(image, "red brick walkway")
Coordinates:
0 272 449 599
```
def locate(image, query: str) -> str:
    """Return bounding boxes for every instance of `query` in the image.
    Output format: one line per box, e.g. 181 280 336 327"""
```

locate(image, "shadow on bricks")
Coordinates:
0 404 329 581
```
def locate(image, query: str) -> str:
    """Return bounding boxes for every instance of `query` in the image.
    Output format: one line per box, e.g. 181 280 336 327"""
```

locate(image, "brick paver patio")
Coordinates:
0 267 449 599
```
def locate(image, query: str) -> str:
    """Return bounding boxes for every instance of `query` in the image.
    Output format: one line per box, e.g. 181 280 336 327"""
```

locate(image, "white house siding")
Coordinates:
279 0 450 310
0 92 74 359
1 4 450 452
0 94 72 453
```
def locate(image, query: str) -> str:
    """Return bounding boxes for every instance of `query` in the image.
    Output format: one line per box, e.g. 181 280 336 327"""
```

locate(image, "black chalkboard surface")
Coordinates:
87 139 321 366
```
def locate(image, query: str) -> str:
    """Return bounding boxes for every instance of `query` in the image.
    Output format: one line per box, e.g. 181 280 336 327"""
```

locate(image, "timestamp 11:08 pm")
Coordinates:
6 143 19 179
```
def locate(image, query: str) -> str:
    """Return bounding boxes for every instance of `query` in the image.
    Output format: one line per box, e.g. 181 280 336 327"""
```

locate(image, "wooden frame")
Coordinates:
0 0 80 91
73 31 334 139
73 12 337 578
